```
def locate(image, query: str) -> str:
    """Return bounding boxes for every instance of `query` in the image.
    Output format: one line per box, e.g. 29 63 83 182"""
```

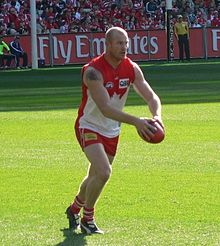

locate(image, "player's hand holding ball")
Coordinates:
136 117 165 144
147 117 165 143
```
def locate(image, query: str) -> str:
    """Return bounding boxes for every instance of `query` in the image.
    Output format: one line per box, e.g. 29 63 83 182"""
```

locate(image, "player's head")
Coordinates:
105 27 129 61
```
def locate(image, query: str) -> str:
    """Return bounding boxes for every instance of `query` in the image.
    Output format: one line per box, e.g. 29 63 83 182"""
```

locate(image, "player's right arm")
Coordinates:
83 66 155 141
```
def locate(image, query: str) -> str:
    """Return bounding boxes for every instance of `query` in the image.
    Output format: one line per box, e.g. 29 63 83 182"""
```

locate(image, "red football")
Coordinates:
146 120 165 144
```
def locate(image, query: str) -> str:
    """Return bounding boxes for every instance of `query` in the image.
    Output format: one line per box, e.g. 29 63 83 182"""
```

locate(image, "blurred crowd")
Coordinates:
0 0 220 36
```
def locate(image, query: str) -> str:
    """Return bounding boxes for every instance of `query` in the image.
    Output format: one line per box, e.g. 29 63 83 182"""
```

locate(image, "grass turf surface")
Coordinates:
0 60 220 245
0 60 220 111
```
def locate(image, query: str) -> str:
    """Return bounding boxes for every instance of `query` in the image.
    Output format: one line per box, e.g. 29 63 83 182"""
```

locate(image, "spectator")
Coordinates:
17 20 29 35
145 0 158 15
55 0 66 14
207 7 216 23
75 8 82 21
208 0 217 9
185 0 195 12
79 21 90 32
59 20 69 33
122 0 133 9
191 18 202 28
8 7 18 24
10 35 28 69
133 0 144 10
11 0 21 13
197 1 208 18
196 11 207 27
185 5 196 25
69 22 79 33
36 17 47 34
0 35 14 69
210 10 220 26
7 22 19 35
139 15 150 29
46 16 59 33
0 19 7 35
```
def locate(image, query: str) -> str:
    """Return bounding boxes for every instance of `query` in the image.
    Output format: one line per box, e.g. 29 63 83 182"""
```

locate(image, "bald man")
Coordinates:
66 27 164 234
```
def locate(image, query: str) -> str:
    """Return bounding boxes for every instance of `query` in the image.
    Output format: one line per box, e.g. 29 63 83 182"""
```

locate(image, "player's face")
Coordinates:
109 32 129 61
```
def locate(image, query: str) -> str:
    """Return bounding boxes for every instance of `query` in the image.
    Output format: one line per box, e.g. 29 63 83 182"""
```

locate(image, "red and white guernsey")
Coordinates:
75 54 135 138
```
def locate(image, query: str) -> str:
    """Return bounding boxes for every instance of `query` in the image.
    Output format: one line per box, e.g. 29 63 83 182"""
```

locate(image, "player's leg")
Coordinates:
79 143 112 234
71 152 114 208
74 151 114 206
73 128 116 202
76 164 95 202
66 152 114 232
83 143 112 208
70 146 115 234
66 144 112 233
67 128 117 233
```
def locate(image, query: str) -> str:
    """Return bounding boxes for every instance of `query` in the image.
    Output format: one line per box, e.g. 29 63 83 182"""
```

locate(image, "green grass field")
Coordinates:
0 60 220 245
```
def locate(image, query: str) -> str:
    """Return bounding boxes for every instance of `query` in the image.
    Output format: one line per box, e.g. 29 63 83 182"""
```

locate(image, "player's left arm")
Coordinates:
132 62 163 126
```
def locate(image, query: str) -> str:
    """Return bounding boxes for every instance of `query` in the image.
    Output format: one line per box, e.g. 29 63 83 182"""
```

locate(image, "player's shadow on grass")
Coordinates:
55 228 88 246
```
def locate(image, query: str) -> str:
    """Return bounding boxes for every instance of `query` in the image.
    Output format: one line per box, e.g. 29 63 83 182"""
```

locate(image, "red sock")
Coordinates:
82 207 94 222
70 196 85 214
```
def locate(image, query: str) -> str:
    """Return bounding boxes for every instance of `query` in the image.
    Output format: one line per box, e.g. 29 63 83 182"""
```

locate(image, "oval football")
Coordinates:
148 121 165 144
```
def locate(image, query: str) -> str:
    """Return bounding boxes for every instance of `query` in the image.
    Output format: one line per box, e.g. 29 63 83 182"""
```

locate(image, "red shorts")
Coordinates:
75 128 119 156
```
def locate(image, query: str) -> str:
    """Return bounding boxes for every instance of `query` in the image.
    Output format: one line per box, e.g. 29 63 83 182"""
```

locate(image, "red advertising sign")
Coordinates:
38 31 168 64
2 28 220 67
187 28 204 58
207 28 220 57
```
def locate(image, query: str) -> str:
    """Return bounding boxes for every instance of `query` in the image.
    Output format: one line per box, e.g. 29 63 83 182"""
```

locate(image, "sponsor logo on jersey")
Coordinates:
119 78 129 89
84 133 98 141
105 81 114 89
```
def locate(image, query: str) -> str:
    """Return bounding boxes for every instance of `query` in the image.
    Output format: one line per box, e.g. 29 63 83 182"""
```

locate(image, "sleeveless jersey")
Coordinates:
75 54 135 137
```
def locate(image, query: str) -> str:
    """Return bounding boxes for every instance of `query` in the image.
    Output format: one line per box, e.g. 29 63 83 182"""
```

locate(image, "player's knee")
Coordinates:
98 166 112 183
